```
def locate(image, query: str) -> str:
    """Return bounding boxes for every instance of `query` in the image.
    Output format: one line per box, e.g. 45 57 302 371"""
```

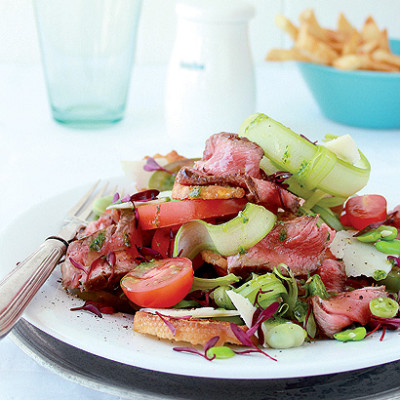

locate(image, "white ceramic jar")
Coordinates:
165 0 255 145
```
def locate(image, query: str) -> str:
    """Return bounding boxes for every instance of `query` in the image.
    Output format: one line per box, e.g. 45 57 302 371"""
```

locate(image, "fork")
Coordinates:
0 180 111 339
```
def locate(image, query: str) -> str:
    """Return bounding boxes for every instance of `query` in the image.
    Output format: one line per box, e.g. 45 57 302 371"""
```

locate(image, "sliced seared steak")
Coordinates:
195 132 265 178
175 166 300 213
317 258 347 293
62 209 141 291
312 286 388 338
227 216 334 276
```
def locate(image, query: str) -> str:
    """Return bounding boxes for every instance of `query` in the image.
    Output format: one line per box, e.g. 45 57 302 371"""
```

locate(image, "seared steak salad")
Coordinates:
61 113 400 360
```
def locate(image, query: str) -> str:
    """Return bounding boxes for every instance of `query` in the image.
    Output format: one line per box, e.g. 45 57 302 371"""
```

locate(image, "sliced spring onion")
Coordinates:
234 272 287 309
239 113 370 199
173 203 276 259
273 266 297 317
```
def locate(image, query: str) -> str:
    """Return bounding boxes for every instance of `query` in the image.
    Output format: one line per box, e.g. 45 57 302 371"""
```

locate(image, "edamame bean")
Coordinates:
92 195 114 216
206 346 235 359
263 321 307 349
369 296 399 318
333 327 366 342
375 239 400 255
357 225 397 243
372 270 387 281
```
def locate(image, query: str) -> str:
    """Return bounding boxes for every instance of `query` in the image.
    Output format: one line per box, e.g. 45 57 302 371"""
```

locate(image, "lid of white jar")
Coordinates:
176 0 255 23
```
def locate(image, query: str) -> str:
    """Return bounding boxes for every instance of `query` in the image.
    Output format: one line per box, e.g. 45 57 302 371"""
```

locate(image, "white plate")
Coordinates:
1 178 400 380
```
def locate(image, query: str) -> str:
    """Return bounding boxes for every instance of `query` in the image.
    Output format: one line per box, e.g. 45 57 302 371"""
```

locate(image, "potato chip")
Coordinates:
298 9 329 43
361 16 381 43
337 13 357 36
295 24 338 65
372 49 400 68
266 48 310 62
341 31 360 56
333 54 363 70
265 10 400 73
275 14 298 41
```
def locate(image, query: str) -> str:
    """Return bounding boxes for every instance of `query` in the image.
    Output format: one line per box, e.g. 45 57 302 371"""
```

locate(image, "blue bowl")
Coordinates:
298 39 400 129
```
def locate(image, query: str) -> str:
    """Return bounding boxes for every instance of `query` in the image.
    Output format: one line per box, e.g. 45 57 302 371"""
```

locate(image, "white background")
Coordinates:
2 0 400 67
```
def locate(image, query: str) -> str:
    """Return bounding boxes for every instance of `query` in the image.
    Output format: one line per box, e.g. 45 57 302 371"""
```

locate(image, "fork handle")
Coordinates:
0 238 67 339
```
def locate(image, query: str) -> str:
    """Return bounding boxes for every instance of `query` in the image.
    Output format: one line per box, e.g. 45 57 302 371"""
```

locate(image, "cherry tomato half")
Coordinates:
136 198 247 230
120 257 193 308
343 194 387 230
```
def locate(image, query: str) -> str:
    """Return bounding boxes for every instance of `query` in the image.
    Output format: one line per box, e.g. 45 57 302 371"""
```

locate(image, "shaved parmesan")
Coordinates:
140 307 240 318
329 230 393 279
226 290 256 328
322 134 360 165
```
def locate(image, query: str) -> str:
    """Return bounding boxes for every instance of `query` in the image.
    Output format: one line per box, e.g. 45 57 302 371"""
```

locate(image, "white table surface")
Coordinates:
1 62 400 400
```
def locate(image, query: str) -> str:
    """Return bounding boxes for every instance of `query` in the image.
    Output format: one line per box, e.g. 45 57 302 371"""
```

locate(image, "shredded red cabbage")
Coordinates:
167 229 175 258
135 245 163 262
187 290 211 307
106 251 116 267
300 134 317 145
112 192 120 203
247 302 280 338
121 194 131 203
130 189 160 202
370 316 400 329
70 300 114 317
134 207 140 228
156 311 177 336
85 257 102 284
354 213 397 237
268 171 292 185
380 326 387 341
143 157 173 174
69 257 86 273
253 288 273 307
388 255 400 267
229 323 277 361
173 336 219 361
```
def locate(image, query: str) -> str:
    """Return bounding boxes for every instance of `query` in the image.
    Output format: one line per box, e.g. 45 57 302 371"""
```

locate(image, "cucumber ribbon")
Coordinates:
173 203 276 259
239 113 370 208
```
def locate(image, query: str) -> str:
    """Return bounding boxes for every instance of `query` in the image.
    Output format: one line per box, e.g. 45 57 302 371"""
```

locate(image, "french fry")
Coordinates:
275 14 298 41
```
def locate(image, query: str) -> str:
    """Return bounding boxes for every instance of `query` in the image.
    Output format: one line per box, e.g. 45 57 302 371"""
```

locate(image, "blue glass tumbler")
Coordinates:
34 0 142 127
